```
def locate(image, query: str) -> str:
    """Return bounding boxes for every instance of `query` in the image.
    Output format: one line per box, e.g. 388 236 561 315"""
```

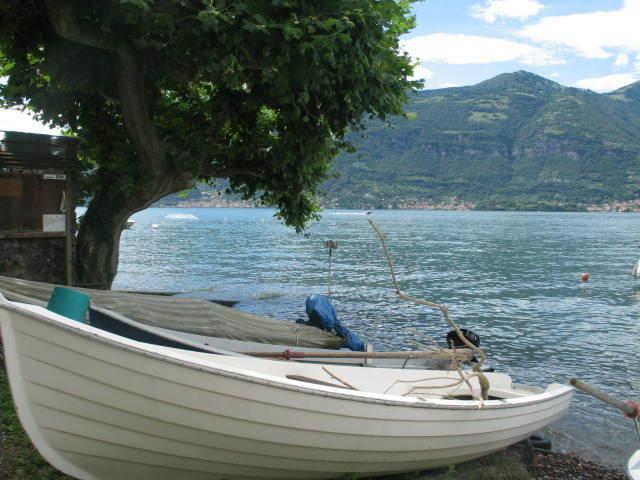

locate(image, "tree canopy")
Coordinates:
0 0 417 286
1 0 417 225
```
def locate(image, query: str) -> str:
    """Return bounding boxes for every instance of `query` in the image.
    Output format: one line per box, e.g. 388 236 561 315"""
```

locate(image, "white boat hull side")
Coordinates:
630 450 640 480
0 303 573 480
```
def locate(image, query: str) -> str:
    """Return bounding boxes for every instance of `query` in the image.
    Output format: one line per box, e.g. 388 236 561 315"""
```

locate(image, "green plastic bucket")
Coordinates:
47 287 90 323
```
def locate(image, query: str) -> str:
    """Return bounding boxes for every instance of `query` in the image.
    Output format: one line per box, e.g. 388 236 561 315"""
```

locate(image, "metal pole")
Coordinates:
325 240 337 296
570 378 640 418
241 348 473 362
328 247 332 296
65 174 73 286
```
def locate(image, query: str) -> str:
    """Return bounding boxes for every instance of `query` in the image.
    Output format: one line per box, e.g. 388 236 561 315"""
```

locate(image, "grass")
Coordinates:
0 345 72 480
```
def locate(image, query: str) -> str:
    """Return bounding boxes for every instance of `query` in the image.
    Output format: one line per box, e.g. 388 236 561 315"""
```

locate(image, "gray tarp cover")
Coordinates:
0 276 341 348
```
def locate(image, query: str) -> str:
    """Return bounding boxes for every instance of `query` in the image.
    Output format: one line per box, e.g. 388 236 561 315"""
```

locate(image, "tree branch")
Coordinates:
117 51 167 171
44 0 122 52
43 2 168 173
199 163 261 179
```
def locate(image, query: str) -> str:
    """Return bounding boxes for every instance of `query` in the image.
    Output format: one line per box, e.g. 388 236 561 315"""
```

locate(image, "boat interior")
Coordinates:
2 296 554 403
153 345 546 401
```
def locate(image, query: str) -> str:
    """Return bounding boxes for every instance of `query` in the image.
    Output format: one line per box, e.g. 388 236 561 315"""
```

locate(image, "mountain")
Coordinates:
322 71 640 210
160 72 640 211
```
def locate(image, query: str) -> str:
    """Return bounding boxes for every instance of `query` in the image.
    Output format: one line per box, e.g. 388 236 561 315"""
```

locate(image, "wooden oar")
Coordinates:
570 378 640 418
241 348 473 362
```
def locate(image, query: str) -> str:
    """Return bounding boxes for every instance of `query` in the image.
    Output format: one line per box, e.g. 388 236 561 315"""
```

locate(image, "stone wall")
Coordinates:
0 237 67 284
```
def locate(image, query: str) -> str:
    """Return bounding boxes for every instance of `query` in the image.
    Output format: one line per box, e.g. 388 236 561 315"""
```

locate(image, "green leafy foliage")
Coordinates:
323 71 640 209
0 0 418 230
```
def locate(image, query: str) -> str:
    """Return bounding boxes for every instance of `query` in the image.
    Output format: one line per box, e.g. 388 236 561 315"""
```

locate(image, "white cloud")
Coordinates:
0 108 62 135
471 0 544 23
574 72 640 92
520 0 640 59
614 53 630 67
547 72 560 78
402 33 563 66
410 64 435 82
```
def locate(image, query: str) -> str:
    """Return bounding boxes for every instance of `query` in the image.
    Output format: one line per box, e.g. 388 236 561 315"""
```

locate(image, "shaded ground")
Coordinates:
0 346 626 479
381 443 626 480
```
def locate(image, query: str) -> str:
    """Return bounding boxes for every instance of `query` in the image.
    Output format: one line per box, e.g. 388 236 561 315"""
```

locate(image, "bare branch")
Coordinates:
368 218 491 402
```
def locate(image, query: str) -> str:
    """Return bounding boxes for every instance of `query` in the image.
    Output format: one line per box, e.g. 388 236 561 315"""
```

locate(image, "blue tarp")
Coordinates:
304 294 365 351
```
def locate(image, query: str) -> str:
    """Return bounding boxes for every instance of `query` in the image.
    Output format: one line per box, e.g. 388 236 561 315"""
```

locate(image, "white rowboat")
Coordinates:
0 295 573 479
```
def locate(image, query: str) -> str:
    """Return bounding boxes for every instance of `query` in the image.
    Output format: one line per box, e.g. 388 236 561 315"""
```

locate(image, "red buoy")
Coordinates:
581 272 590 282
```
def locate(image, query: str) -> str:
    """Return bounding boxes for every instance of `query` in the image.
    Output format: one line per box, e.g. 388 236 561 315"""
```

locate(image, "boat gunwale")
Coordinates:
0 299 574 411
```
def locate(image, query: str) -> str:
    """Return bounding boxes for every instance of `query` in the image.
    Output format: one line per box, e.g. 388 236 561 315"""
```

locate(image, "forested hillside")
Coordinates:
161 71 640 211
323 71 640 210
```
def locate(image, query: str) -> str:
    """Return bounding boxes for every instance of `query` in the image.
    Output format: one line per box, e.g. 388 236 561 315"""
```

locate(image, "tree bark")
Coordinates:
75 176 192 289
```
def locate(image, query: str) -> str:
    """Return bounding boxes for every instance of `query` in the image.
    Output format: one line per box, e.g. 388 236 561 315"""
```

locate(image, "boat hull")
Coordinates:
630 450 640 480
0 302 573 480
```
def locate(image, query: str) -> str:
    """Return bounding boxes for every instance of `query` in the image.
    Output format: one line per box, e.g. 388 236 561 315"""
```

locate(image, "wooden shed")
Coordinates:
0 130 79 285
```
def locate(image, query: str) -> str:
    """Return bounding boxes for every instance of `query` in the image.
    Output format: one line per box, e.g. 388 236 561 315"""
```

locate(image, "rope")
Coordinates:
367 218 490 402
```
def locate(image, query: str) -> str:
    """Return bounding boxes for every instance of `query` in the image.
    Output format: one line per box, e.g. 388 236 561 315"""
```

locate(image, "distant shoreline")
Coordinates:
153 201 640 213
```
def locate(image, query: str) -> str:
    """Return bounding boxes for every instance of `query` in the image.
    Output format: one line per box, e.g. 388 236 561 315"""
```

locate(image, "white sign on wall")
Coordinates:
43 174 67 180
42 214 66 232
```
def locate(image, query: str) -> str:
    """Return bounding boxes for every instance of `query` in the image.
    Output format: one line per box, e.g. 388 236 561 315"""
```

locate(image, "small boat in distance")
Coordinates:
328 211 371 216
0 295 573 480
124 219 135 229
633 258 640 277
165 213 198 220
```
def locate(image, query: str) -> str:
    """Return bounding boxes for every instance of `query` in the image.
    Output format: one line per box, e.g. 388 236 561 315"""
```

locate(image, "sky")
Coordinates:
1 0 639 135
404 0 640 90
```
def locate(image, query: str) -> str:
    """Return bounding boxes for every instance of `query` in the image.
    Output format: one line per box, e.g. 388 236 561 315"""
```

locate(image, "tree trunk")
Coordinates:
75 177 191 289
41 6 201 289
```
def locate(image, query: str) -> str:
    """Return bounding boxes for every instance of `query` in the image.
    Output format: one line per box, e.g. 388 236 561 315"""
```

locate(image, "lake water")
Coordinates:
114 208 640 467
